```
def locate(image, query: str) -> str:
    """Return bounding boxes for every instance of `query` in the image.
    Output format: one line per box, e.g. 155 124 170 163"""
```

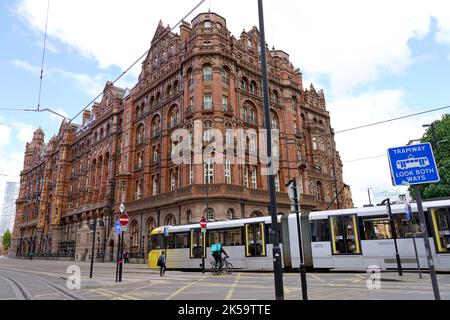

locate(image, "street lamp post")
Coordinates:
258 0 284 300
381 198 402 276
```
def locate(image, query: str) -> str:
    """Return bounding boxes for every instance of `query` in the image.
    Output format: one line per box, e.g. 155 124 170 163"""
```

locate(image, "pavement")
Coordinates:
1 258 450 300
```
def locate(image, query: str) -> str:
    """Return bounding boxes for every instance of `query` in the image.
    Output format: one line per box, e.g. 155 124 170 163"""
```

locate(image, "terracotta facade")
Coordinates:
11 12 353 262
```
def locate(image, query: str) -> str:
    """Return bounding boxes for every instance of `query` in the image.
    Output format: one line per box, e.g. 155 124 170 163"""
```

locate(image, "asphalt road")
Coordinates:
1 257 449 300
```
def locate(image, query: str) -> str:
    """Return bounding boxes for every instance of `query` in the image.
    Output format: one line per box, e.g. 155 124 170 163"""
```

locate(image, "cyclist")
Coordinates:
211 239 228 272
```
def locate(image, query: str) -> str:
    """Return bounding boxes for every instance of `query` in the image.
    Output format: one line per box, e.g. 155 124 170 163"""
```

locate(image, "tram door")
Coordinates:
329 215 361 255
245 223 266 257
430 207 450 254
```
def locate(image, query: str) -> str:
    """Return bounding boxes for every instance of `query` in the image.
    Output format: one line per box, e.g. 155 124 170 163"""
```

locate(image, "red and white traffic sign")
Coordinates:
119 214 129 226
200 217 207 233
200 217 207 228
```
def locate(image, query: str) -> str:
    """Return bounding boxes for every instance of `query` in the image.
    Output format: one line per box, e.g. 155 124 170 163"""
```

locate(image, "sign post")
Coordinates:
387 142 440 300
89 218 97 279
200 218 207 274
287 178 308 300
118 209 129 283
114 220 121 283
405 202 422 279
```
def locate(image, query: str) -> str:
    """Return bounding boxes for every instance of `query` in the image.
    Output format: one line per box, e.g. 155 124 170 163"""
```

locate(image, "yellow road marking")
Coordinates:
165 277 206 300
225 273 241 300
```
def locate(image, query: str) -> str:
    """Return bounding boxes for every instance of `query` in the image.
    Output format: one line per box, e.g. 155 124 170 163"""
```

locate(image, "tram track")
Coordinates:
0 268 86 300
0 274 33 300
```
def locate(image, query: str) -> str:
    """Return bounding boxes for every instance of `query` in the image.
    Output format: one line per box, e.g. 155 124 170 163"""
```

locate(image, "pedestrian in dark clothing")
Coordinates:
157 251 166 276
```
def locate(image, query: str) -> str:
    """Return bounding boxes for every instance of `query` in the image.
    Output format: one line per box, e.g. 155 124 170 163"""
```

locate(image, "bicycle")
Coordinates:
211 256 233 275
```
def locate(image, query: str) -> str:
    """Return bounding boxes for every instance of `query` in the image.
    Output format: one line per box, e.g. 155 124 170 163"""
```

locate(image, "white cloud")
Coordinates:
14 0 450 95
11 59 39 74
329 90 448 207
0 125 12 148
11 59 110 97
13 123 35 144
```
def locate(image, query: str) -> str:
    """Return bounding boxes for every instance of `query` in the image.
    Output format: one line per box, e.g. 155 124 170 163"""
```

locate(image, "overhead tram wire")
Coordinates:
335 105 450 134
343 154 387 163
55 0 207 142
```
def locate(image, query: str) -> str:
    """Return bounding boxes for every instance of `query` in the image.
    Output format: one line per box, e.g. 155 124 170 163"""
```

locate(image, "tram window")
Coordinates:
362 216 392 240
150 234 163 250
190 229 206 258
393 213 424 239
224 229 243 246
430 207 450 253
311 220 330 242
208 230 225 247
175 233 189 249
265 224 282 244
245 223 266 257
166 234 176 249
329 215 361 255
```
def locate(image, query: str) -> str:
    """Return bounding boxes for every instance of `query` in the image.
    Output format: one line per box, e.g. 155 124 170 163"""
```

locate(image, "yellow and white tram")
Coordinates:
148 216 283 270
148 198 450 272
310 198 450 272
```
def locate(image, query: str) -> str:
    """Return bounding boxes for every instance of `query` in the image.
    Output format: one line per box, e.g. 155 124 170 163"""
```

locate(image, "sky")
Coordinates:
0 0 450 210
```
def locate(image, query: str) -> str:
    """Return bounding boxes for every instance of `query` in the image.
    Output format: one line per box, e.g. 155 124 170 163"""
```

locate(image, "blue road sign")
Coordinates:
164 226 169 237
388 143 440 186
114 221 121 235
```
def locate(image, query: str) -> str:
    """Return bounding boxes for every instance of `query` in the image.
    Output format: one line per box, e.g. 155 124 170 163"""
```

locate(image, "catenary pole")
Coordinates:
414 186 440 300
257 0 284 300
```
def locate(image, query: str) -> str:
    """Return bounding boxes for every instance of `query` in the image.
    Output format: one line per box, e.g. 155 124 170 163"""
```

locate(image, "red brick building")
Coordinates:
11 12 353 262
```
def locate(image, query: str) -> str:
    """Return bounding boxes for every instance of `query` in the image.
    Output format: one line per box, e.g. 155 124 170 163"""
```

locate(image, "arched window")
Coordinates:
174 80 180 92
249 108 256 124
271 113 278 129
147 218 156 233
152 116 161 136
271 90 279 104
166 215 176 226
169 107 179 128
166 85 172 98
203 64 213 81
131 221 139 247
188 68 194 86
241 78 248 91
316 181 323 201
161 51 167 63
136 124 145 144
242 107 247 122
222 67 229 84
227 209 234 221
250 81 256 95
248 39 253 51
187 210 193 223
205 209 215 222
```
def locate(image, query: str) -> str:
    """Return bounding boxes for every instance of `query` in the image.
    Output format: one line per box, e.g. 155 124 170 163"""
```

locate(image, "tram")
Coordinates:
147 198 450 272
310 198 450 271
